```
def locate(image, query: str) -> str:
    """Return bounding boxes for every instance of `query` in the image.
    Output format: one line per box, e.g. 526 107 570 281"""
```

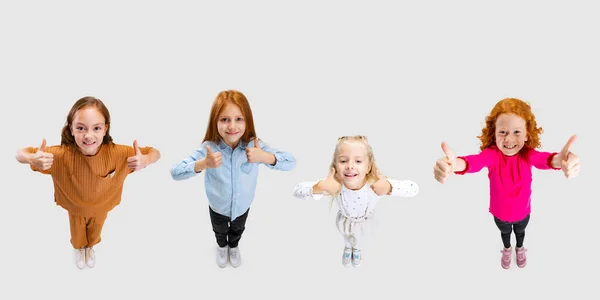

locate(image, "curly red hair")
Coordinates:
478 98 543 151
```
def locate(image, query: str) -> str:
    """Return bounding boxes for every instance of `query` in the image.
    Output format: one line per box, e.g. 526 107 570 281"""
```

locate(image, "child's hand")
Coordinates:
127 140 148 171
205 145 222 168
315 167 342 195
246 137 267 163
557 135 580 179
371 169 392 196
434 142 456 183
30 138 53 170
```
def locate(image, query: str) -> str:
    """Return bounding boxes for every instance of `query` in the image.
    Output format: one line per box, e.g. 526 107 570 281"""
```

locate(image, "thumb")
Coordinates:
133 140 141 155
441 141 456 163
560 134 577 160
254 137 261 148
328 167 336 179
205 145 213 155
39 138 47 152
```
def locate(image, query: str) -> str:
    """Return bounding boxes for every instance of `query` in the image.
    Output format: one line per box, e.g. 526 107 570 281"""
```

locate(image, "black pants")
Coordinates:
209 206 250 248
494 214 530 249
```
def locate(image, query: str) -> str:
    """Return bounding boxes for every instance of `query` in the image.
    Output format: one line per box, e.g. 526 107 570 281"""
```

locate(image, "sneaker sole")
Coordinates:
230 258 241 268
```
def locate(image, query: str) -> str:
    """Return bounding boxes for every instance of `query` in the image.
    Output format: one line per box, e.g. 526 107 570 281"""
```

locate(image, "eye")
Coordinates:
514 130 521 134
356 160 362 164
94 126 102 131
498 130 507 135
236 117 244 121
76 126 84 131
220 118 229 122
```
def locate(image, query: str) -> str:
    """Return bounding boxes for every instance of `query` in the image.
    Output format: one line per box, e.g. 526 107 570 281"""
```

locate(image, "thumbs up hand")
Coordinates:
31 138 54 170
127 140 148 171
314 167 342 195
204 145 223 168
371 169 392 196
245 137 267 163
434 142 458 184
555 135 580 179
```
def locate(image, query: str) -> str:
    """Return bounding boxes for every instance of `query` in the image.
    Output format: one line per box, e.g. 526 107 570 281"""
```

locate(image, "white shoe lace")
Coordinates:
86 247 95 261
77 248 85 262
230 248 238 259
218 248 227 258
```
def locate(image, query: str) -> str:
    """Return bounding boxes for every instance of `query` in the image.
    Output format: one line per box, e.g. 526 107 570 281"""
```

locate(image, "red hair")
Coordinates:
478 98 543 151
203 90 257 143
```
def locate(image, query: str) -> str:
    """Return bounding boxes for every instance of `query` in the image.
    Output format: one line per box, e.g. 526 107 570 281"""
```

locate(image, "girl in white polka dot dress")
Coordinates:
293 135 418 267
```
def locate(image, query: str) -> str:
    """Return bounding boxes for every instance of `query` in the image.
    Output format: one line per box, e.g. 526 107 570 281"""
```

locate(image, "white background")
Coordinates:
1 1 598 299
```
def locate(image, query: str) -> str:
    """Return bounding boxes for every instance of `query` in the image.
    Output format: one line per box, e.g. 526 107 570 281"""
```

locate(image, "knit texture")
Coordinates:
27 144 153 217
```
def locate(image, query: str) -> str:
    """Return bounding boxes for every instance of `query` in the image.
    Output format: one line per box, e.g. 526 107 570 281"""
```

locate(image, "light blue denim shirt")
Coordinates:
171 138 296 221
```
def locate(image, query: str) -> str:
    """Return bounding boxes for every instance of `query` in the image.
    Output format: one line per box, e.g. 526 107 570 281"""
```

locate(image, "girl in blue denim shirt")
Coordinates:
171 90 296 268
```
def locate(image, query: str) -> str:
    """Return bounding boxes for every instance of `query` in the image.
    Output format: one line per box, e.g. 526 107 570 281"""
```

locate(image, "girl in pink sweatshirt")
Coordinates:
433 98 580 269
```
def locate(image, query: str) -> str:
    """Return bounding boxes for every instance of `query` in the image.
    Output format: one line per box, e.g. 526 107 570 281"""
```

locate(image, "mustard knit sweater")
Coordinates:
27 144 153 217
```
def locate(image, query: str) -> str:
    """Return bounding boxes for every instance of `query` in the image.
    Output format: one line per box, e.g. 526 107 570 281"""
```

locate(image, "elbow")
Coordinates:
170 166 182 180
284 157 297 171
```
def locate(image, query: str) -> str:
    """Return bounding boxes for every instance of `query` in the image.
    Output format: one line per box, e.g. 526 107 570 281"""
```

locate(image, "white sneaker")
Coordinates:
229 246 241 268
216 246 228 268
352 249 362 267
85 247 96 268
342 247 352 266
75 248 86 270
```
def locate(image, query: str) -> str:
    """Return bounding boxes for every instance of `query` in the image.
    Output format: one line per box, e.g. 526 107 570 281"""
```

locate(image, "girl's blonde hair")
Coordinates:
203 90 257 144
328 135 379 207
478 98 543 151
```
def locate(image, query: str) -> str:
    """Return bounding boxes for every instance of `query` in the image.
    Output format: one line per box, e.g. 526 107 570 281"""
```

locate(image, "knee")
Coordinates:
514 228 526 235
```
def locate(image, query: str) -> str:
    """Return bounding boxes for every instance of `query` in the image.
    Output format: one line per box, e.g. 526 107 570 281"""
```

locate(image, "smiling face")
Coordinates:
495 113 528 156
70 106 107 156
217 103 246 148
334 140 372 190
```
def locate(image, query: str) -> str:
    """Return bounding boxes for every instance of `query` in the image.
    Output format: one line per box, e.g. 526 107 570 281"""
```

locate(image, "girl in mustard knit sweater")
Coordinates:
15 96 161 270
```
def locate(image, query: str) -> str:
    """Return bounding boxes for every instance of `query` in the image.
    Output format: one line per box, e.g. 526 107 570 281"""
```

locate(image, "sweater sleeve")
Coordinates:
387 179 419 197
526 147 561 170
120 144 155 174
293 181 326 200
455 147 496 175
27 145 63 175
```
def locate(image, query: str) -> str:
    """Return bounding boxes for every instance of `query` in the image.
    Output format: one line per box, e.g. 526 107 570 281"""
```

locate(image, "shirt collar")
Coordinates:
341 182 370 193
217 139 249 151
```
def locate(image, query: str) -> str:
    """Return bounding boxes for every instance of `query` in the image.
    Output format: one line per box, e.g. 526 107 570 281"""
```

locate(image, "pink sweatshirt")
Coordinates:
456 145 560 222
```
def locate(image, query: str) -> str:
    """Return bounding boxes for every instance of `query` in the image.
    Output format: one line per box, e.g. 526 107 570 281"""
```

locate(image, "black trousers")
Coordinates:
494 214 530 249
209 206 250 248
